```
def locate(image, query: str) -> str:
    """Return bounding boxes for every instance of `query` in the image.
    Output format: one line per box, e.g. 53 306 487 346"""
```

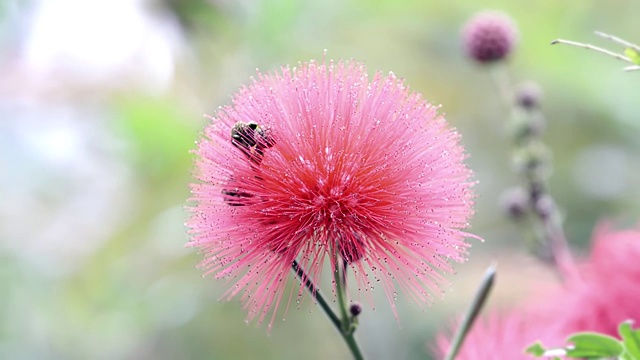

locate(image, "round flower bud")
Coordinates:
515 81 543 110
499 186 529 220
509 108 547 141
511 142 551 178
462 11 518 64
349 303 363 317
534 194 555 219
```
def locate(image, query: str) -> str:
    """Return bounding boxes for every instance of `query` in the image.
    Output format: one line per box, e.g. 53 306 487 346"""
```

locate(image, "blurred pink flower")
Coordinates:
462 10 518 64
187 60 477 327
435 222 640 359
558 222 640 336
434 311 566 360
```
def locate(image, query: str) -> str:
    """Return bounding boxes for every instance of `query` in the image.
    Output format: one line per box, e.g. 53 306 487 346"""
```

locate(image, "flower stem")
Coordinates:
444 264 497 360
291 259 365 360
342 331 364 360
291 260 341 332
489 64 512 107
333 256 365 360
539 205 580 282
334 259 350 332
488 63 579 282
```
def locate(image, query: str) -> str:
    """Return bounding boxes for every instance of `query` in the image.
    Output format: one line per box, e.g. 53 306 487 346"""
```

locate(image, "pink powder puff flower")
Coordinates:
186 59 477 327
434 310 567 360
434 222 640 359
557 222 640 337
462 10 518 64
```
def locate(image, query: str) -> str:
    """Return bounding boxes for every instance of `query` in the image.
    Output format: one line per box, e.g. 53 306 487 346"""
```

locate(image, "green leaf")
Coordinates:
525 342 547 356
620 321 640 360
624 48 640 64
565 332 623 358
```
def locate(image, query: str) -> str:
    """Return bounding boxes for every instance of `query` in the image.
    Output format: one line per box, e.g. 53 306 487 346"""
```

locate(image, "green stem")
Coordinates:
291 259 365 360
334 258 350 332
343 331 364 360
333 256 365 360
291 260 341 332
444 264 497 360
489 64 513 107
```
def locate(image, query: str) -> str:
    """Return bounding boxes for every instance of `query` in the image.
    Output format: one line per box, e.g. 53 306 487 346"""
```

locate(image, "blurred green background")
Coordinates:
1 0 639 359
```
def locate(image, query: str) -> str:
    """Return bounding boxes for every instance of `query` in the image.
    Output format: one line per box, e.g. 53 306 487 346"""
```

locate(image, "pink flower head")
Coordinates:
434 311 566 360
462 10 518 63
434 222 640 359
558 222 640 336
187 59 477 327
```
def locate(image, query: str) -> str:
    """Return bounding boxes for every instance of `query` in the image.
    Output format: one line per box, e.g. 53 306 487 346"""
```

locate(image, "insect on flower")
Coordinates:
221 121 275 206
230 121 275 165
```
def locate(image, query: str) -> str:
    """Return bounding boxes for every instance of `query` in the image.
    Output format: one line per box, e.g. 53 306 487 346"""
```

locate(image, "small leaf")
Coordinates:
565 332 623 358
620 321 640 360
525 342 547 356
624 48 640 64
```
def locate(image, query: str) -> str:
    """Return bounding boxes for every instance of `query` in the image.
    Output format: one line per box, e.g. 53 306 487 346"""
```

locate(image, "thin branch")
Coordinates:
550 39 633 63
594 31 640 52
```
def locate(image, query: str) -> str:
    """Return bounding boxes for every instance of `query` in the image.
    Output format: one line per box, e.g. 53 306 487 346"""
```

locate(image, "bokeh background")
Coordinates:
2 0 639 359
